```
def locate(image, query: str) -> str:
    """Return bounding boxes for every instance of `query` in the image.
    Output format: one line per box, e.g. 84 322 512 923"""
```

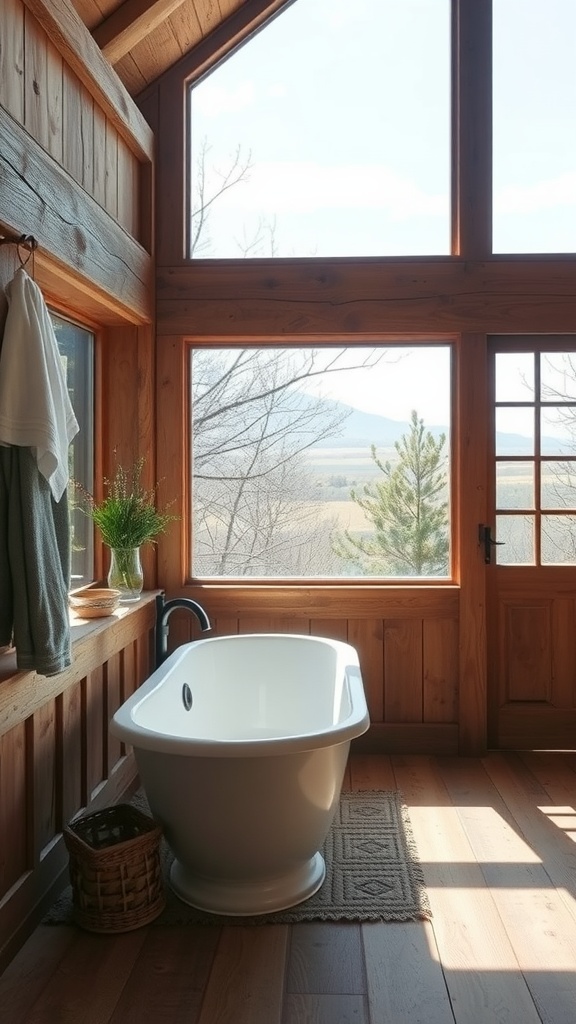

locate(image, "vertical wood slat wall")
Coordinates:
0 601 156 972
1 0 143 243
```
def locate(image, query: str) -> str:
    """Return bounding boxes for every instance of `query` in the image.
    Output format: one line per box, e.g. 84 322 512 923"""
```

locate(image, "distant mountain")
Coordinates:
310 398 572 454
321 405 446 448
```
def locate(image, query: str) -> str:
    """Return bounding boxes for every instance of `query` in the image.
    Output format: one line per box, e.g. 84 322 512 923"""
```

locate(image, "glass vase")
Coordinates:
107 547 144 603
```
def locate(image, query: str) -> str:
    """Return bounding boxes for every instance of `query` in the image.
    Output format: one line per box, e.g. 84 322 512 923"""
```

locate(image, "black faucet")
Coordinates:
155 594 211 667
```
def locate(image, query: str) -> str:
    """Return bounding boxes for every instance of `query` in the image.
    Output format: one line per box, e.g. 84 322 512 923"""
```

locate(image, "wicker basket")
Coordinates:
64 803 166 933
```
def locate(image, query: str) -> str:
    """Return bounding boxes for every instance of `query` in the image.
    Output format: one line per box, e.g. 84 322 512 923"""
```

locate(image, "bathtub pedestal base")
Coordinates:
169 852 326 916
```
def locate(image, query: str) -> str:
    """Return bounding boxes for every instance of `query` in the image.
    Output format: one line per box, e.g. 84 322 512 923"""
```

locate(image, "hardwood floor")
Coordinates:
2 752 576 1023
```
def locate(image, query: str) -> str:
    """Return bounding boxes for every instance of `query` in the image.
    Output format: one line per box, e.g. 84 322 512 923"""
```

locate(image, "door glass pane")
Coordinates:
541 408 576 455
496 462 534 509
495 352 534 401
541 461 576 510
495 514 534 565
496 407 534 455
188 0 450 258
541 515 576 564
493 0 576 253
541 353 576 400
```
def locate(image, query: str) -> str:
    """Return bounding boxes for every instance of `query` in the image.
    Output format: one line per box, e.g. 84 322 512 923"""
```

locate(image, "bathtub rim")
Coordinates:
110 633 370 758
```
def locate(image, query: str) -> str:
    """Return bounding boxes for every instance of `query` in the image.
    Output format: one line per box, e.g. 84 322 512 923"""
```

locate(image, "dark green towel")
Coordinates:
0 445 71 676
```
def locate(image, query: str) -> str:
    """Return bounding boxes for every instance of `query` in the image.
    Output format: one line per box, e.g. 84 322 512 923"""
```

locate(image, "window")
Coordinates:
190 344 452 578
493 341 576 564
188 0 450 258
51 313 95 586
493 0 576 253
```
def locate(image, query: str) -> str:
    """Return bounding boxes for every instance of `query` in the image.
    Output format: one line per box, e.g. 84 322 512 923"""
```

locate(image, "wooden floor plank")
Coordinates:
363 919 455 1024
109 926 220 1023
7 754 576 1023
0 925 77 1024
349 753 396 791
392 755 541 1024
24 927 148 1024
439 755 576 1024
196 925 288 1024
480 753 576 923
286 923 365 995
518 751 576 842
282 993 368 1023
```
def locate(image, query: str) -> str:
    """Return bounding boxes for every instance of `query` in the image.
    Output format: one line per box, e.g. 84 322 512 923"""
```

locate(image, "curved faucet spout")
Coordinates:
155 594 211 667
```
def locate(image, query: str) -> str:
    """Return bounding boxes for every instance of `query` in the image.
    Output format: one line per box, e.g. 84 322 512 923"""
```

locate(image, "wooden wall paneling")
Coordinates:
0 725 27 895
503 602 552 703
0 107 152 323
136 88 158 255
137 323 157 586
452 0 492 257
92 103 107 207
0 0 25 123
310 619 347 641
157 259 576 337
121 641 136 702
0 601 156 739
62 64 94 190
213 617 239 636
31 701 57 854
457 333 488 754
383 619 423 724
58 683 84 825
85 665 105 801
20 0 154 162
422 617 459 723
117 135 139 238
23 10 50 151
105 653 123 772
104 117 119 219
190 584 459 621
266 618 310 634
156 337 188 592
135 630 154 690
156 77 186 264
45 38 64 163
347 618 384 724
101 323 157 587
552 596 576 707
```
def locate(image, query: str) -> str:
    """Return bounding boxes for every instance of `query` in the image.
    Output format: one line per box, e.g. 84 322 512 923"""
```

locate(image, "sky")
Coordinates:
189 0 576 259
188 0 576 430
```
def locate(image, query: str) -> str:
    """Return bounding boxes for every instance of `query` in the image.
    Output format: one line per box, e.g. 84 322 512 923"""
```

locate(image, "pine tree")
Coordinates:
333 410 449 576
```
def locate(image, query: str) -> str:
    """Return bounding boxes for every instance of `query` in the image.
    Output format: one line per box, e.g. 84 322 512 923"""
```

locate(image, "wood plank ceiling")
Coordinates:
70 0 287 96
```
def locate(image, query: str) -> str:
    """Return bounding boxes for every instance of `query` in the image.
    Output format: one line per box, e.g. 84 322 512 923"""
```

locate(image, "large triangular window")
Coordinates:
188 0 451 259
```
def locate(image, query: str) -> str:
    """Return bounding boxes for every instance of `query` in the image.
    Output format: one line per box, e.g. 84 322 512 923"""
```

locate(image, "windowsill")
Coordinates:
0 590 159 687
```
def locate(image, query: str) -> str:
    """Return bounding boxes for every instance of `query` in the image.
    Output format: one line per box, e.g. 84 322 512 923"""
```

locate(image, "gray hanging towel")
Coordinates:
0 268 79 675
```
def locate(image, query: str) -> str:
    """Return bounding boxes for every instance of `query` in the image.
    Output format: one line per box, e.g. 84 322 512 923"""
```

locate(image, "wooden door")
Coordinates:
487 337 576 750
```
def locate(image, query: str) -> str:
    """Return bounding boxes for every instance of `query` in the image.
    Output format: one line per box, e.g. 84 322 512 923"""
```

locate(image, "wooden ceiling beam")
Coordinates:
93 0 189 65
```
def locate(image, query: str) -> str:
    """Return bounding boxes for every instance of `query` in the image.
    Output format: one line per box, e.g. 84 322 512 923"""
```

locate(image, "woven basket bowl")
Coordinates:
69 588 121 618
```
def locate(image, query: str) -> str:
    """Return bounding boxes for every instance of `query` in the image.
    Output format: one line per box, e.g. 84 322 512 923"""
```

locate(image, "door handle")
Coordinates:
478 524 504 564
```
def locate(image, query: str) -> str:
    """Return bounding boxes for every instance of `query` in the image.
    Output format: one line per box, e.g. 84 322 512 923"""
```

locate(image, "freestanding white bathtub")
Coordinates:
110 633 370 915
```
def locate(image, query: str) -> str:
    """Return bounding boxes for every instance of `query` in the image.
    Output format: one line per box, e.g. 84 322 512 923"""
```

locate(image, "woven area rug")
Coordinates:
45 790 431 926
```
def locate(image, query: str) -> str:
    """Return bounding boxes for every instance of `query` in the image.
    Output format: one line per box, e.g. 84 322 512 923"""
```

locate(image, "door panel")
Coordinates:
488 337 576 749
